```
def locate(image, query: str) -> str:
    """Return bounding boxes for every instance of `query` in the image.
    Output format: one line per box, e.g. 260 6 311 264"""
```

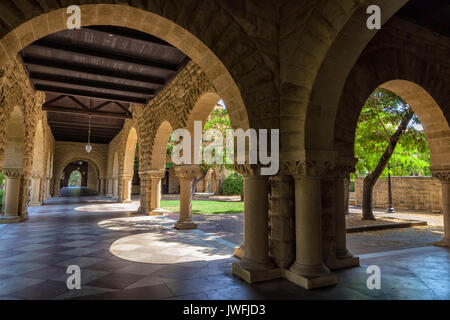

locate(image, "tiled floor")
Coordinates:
0 195 449 300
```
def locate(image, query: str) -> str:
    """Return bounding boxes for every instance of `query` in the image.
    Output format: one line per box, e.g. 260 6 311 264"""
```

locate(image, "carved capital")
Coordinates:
139 169 165 180
431 169 450 183
233 164 264 177
30 173 41 179
119 174 133 181
174 165 199 180
281 160 335 179
2 168 23 178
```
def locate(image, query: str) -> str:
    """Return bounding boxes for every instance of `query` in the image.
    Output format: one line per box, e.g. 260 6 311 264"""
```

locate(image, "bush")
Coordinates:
222 172 244 196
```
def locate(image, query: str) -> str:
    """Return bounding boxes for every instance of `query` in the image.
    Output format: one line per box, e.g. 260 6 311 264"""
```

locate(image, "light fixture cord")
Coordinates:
88 115 91 145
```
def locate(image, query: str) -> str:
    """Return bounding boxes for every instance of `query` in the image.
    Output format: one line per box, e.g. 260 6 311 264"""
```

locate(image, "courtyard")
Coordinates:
0 195 448 300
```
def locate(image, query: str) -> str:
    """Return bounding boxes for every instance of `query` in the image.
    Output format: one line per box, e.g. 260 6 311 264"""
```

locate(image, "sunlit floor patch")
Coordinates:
75 202 139 213
105 216 234 264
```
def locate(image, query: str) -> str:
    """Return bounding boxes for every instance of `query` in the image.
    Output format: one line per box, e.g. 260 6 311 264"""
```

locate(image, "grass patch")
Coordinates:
160 200 243 215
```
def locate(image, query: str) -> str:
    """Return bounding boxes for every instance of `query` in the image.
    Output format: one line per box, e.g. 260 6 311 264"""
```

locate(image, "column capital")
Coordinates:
174 165 199 179
233 164 267 177
431 168 450 183
30 172 41 179
2 168 23 178
139 169 165 180
119 174 133 180
281 160 335 179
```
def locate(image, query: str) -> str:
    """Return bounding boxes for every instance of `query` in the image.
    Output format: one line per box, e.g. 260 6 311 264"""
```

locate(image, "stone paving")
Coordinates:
0 196 449 300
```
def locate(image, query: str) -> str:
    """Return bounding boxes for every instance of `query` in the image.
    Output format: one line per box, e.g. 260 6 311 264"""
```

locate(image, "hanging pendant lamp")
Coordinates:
85 115 92 153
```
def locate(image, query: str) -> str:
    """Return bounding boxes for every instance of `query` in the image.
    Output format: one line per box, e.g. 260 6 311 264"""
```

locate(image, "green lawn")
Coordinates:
160 200 244 215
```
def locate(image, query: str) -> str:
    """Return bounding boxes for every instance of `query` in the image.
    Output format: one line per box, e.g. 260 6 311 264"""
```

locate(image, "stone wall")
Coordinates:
355 176 442 212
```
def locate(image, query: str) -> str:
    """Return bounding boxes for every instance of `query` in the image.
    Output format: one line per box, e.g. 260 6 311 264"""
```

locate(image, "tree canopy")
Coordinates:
354 88 431 178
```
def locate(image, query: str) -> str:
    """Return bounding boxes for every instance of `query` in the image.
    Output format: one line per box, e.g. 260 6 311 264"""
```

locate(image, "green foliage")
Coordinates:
166 102 233 174
222 172 244 196
68 170 81 187
0 172 4 186
353 88 431 178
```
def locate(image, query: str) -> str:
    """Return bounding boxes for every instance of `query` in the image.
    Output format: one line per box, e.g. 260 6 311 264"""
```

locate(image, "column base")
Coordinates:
289 261 330 278
232 263 281 283
174 221 197 230
328 256 360 270
234 246 245 259
121 200 132 204
282 269 338 290
0 215 28 224
149 208 167 216
28 201 42 207
434 237 450 248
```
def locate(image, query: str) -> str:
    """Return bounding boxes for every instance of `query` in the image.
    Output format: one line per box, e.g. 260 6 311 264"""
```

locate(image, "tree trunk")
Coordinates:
362 110 414 220
192 168 209 196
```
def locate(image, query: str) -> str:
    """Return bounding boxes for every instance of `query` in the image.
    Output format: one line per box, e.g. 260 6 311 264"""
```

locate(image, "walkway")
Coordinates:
0 196 448 300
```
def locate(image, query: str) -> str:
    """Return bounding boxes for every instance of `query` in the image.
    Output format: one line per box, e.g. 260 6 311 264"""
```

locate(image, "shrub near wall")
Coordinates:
222 172 244 197
355 176 442 212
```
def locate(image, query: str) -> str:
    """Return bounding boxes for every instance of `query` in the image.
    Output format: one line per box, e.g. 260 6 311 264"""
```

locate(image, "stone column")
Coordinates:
138 172 152 214
284 161 338 289
119 175 132 203
174 165 198 230
113 178 119 198
331 164 359 269
52 179 60 197
149 170 165 215
29 173 42 207
432 168 450 248
99 178 105 196
268 174 295 269
232 164 280 283
0 168 26 223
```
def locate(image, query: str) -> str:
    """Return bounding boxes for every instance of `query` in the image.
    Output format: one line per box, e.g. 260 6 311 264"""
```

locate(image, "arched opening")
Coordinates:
68 170 82 187
346 81 449 254
119 127 138 203
60 160 100 197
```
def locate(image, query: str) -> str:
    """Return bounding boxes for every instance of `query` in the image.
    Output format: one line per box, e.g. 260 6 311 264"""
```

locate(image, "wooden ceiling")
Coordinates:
20 25 189 144
396 0 450 37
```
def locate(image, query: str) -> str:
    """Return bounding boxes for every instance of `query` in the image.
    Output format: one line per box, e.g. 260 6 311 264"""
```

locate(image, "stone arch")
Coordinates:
2 105 25 169
112 152 119 179
150 121 173 170
122 127 138 178
55 154 105 182
0 3 258 130
184 92 222 135
281 0 408 159
333 45 450 167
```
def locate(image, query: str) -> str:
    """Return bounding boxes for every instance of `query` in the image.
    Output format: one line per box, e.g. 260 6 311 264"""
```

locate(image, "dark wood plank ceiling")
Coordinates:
20 25 190 144
396 0 450 37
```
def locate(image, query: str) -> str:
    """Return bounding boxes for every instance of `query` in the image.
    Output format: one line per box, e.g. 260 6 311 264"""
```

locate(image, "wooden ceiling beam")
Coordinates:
83 26 175 49
22 56 166 86
31 40 179 72
47 120 123 130
36 84 147 104
43 105 132 119
48 125 121 134
30 72 155 96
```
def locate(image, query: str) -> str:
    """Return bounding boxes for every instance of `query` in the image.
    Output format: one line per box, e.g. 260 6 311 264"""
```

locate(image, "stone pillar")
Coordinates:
284 161 338 289
119 175 132 203
0 168 26 223
29 174 42 207
138 172 152 214
268 174 295 269
113 178 119 198
52 179 61 197
174 166 198 230
331 164 359 269
150 170 165 215
99 178 105 196
432 168 450 248
232 164 280 283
